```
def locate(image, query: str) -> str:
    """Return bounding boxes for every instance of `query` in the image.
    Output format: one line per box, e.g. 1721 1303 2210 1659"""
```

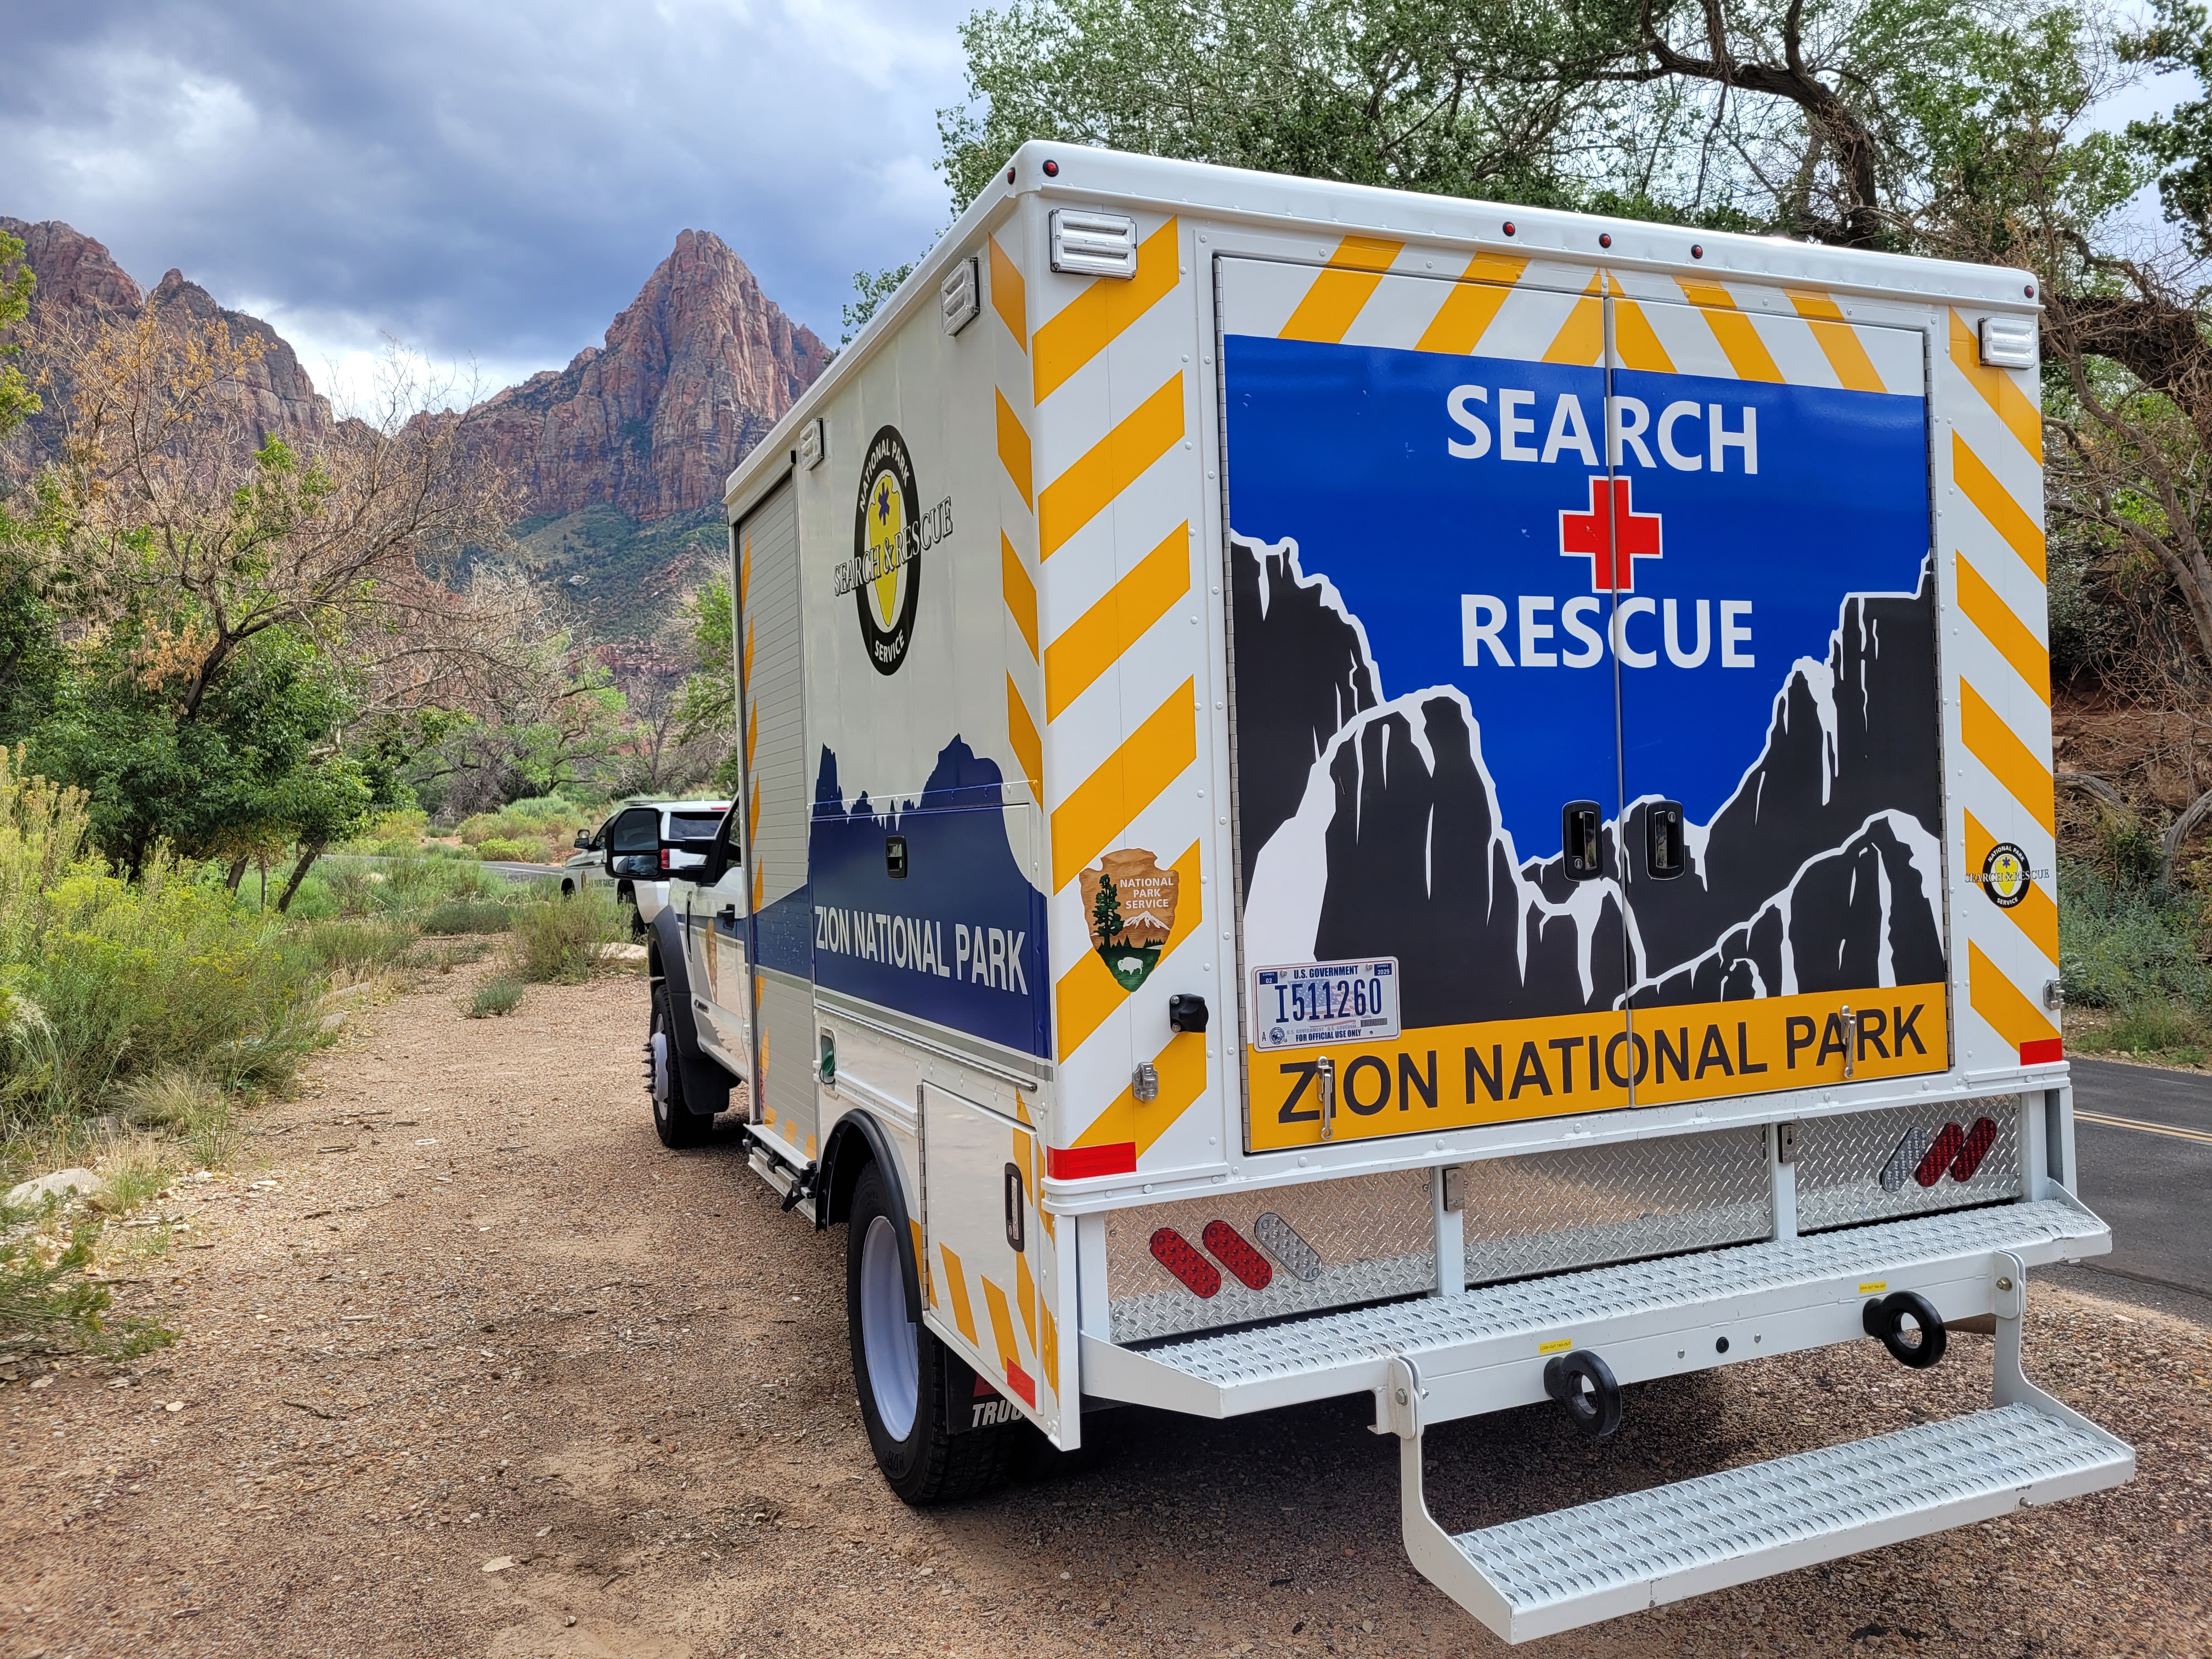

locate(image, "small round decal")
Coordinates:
1981 842 2031 909
849 425 925 676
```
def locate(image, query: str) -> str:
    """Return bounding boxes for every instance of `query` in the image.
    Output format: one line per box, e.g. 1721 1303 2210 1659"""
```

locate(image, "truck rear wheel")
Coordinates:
846 1161 1017 1505
647 979 713 1149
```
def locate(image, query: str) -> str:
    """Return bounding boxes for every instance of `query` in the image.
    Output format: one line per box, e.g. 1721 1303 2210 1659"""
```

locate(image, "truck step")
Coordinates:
1438 1401 2131 1641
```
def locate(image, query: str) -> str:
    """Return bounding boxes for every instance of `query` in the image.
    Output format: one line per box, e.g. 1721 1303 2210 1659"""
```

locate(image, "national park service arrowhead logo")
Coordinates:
1082 848 1179 992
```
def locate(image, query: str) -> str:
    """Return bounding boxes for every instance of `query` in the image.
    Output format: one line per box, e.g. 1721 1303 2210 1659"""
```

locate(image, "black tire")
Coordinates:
649 979 713 1148
846 1161 1018 1505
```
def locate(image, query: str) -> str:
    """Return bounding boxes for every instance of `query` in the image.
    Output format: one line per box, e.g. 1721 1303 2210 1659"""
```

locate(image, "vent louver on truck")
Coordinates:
940 256 981 336
1049 209 1138 278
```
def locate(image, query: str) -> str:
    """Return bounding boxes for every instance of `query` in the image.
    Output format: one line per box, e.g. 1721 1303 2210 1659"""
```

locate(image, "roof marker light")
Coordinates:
1691 245 1704 259
1042 159 1059 177
1599 233 1612 249
1007 166 1016 184
1502 221 1516 237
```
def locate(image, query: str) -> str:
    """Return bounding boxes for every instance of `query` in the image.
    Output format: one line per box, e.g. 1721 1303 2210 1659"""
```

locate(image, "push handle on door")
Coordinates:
1645 800 1686 881
1003 1162 1026 1252
1561 801 1604 881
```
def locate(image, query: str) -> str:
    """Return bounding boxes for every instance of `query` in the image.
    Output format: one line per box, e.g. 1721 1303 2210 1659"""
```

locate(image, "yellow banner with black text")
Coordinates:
1245 984 1952 1150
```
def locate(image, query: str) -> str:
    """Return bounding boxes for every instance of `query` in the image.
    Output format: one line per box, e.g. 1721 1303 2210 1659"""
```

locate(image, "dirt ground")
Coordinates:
3 963 2209 1659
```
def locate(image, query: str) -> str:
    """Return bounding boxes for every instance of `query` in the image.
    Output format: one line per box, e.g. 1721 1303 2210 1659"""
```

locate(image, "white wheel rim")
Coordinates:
648 1030 671 1109
860 1214 919 1440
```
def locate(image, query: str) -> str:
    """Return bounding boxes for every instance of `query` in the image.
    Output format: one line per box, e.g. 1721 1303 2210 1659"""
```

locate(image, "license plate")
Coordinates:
1251 959 1400 1051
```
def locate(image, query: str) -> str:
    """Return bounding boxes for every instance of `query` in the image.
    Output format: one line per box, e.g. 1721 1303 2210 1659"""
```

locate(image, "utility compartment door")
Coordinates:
1604 284 1950 1104
921 1084 1063 1440
737 482 820 1158
1218 252 1630 1152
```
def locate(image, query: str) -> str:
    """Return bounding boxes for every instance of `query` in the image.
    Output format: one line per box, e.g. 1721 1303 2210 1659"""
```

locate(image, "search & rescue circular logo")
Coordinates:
1980 842 2031 909
839 425 953 678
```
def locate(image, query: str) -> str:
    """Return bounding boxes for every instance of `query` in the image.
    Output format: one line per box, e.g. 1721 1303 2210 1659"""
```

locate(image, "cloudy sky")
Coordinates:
1 0 973 408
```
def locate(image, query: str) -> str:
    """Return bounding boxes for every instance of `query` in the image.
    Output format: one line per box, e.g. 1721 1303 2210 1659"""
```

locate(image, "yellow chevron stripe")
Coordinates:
1612 297 1677 373
1002 531 1039 661
1676 280 1785 382
1543 273 1605 365
939 1244 979 1346
989 235 1027 352
1031 217 1181 404
911 1217 931 1305
1049 680 1196 892
1015 1251 1037 1355
1045 521 1189 721
1786 290 1885 392
1970 941 2059 1052
1055 840 1203 1061
1955 552 2050 703
1038 373 1184 559
1953 433 2046 580
996 389 1033 510
1950 309 2041 455
981 1276 1020 1373
1278 236 1403 343
1413 253 1528 354
1039 1304 1058 1397
1966 809 2059 964
1006 675 1041 792
744 697 759 774
1961 679 2055 834
1073 1029 1209 1160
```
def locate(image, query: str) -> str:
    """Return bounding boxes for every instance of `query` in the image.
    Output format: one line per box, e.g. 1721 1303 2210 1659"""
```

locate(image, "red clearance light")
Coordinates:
1042 159 1059 177
1599 233 1612 249
1950 1116 1999 1182
1201 1221 1273 1290
1691 244 1704 259
1150 1228 1221 1298
1502 221 1516 237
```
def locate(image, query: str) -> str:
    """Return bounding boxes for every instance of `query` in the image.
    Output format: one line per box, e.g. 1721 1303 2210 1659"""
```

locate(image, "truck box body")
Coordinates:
690 143 2124 1639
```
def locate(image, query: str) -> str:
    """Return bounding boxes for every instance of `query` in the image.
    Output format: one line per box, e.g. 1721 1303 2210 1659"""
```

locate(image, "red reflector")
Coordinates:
1150 1228 1221 1298
1201 1221 1273 1290
1046 1143 1135 1179
659 849 671 870
973 1374 1000 1399
1949 1116 1999 1182
1002 1361 1037 1407
2020 1037 2064 1064
1914 1122 1966 1187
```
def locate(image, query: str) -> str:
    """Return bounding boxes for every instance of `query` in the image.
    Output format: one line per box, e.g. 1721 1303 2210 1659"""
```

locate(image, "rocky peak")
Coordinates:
470 229 830 520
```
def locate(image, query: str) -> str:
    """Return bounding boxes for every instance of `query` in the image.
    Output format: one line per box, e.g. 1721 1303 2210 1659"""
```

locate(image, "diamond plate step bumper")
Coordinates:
1389 1248 2132 1641
1081 1192 2109 1423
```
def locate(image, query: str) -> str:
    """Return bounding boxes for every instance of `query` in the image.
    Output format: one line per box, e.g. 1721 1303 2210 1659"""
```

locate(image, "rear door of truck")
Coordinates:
1215 251 1952 1145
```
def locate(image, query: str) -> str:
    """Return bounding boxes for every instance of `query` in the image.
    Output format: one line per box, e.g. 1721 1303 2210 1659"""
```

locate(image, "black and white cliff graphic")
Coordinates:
1228 535 1381 895
1232 534 1947 1022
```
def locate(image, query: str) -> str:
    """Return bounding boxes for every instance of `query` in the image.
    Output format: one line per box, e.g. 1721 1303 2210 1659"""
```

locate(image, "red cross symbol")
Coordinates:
1560 476 1663 592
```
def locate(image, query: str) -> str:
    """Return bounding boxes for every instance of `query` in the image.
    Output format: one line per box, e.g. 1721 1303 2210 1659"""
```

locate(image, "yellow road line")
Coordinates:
2076 1109 2212 1146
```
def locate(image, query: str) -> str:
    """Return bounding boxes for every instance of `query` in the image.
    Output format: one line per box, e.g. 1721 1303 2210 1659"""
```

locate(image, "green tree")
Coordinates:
843 262 920 343
1091 872 1124 945
0 227 37 440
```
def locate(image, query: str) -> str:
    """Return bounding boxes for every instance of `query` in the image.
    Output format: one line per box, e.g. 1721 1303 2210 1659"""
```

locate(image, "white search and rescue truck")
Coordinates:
633 142 2129 1643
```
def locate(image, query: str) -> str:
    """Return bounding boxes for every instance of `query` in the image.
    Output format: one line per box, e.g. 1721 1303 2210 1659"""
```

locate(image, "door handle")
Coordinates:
718 904 738 926
1644 800 1685 880
1561 801 1604 881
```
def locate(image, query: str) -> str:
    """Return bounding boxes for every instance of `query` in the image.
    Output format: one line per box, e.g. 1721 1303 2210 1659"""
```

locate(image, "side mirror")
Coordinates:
603 806 660 874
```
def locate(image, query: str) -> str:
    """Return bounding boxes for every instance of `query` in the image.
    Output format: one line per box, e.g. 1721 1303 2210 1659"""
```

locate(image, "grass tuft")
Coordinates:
506 889 625 984
419 899 512 936
467 976 525 1018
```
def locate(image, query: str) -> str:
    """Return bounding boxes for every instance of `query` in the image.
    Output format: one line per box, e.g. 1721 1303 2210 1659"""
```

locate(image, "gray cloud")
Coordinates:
0 0 970 395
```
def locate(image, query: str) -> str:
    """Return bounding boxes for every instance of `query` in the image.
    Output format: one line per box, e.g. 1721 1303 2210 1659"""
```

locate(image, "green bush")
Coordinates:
467 975 525 1018
2057 858 2212 1011
476 837 538 863
420 898 512 935
507 888 625 983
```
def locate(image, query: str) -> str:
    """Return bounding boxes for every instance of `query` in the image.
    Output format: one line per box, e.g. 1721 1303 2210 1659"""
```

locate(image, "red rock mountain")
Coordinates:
0 215 336 462
472 229 830 520
1 219 827 522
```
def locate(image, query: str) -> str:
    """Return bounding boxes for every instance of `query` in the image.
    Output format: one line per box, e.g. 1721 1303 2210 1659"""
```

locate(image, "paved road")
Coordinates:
2063 1056 2212 1306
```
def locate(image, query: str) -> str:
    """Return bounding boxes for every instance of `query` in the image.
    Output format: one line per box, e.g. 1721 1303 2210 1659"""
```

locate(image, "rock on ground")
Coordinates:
0 965 2205 1657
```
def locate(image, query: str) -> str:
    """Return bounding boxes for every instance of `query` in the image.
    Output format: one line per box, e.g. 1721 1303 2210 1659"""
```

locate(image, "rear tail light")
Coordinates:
1201 1221 1273 1290
1914 1122 1967 1188
1149 1228 1220 1298
1949 1116 1998 1182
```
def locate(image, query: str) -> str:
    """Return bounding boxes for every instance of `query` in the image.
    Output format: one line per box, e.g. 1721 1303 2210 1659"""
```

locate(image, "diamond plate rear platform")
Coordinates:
1435 1403 2131 1641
